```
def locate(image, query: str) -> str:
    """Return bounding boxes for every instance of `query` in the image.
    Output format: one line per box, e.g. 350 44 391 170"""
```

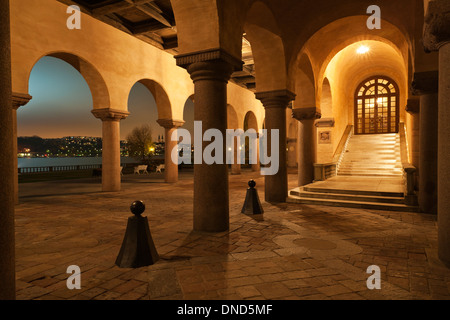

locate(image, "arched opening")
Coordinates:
183 95 195 140
124 82 164 168
321 78 333 117
244 1 289 92
124 79 173 177
18 55 105 193
354 76 400 135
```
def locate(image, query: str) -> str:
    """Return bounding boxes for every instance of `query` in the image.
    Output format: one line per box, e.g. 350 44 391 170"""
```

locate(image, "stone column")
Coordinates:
252 134 261 172
423 0 450 266
176 49 242 232
157 119 185 183
292 107 321 186
12 93 32 205
287 137 297 168
231 138 241 175
92 108 129 192
411 72 439 214
405 98 421 169
0 0 15 300
256 90 296 203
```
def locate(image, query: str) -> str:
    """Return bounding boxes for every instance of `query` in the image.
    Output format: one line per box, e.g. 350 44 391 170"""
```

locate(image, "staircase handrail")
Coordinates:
333 125 354 173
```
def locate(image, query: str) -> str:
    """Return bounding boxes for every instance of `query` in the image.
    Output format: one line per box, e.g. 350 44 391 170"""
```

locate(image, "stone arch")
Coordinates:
27 52 110 109
290 15 411 90
244 1 289 92
131 79 173 120
244 111 258 131
293 53 316 108
320 78 333 117
183 95 195 139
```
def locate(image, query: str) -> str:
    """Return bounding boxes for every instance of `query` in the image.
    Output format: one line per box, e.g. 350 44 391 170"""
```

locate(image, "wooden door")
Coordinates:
355 76 399 135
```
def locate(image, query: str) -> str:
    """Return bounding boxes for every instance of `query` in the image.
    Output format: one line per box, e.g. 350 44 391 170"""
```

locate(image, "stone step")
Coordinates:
338 133 403 177
337 172 403 177
339 165 403 170
341 159 400 163
303 186 404 197
287 194 418 212
339 167 402 171
290 188 405 204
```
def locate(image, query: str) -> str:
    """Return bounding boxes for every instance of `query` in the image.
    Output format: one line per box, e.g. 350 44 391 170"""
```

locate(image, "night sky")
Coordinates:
18 56 194 141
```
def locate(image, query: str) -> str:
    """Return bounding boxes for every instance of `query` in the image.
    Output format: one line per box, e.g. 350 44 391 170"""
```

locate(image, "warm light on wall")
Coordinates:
357 45 370 54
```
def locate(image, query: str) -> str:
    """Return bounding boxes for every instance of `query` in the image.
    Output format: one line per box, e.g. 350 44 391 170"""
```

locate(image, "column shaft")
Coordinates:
292 107 321 186
188 61 234 232
419 93 438 214
92 108 129 192
0 0 15 300
298 120 316 186
231 139 241 175
252 139 260 172
265 106 287 202
157 119 185 184
256 91 296 203
12 93 32 205
164 126 178 183
102 120 121 192
13 109 18 205
438 43 450 265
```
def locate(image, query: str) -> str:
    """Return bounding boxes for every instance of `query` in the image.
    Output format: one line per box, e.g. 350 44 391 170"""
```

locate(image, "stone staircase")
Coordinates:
288 133 418 212
337 133 403 177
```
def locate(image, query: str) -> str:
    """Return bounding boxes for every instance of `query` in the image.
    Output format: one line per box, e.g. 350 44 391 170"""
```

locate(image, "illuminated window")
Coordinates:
354 76 399 135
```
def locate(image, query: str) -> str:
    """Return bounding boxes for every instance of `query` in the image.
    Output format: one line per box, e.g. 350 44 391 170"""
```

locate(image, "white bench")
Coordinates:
156 164 165 173
134 165 149 175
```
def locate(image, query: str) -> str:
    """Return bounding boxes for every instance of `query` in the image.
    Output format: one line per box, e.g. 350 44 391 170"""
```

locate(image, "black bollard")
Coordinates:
241 180 264 215
115 201 159 268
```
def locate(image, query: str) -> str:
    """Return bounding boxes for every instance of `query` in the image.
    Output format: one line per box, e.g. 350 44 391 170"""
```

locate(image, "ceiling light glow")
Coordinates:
357 45 370 54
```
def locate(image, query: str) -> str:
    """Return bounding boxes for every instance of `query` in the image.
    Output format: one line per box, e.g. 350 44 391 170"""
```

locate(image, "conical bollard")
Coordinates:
115 200 159 268
241 180 264 215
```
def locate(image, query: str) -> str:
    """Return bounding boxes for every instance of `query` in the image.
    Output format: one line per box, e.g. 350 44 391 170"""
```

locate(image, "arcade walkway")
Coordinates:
15 172 450 300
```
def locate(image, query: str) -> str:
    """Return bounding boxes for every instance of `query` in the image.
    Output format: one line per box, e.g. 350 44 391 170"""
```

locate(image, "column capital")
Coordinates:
91 108 129 121
175 48 243 72
406 97 421 114
292 107 322 121
255 90 296 109
157 119 185 129
12 92 32 110
411 71 439 95
423 0 450 52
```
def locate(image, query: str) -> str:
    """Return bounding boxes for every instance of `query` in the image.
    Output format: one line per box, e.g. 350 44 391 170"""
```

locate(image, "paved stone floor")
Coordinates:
14 170 450 300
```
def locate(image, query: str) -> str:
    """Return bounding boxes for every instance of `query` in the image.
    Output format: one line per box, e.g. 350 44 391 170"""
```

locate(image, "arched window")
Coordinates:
355 76 399 134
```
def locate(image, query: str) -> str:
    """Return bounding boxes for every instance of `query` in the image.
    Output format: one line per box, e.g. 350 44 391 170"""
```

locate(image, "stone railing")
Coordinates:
313 163 337 182
19 164 102 174
399 122 418 206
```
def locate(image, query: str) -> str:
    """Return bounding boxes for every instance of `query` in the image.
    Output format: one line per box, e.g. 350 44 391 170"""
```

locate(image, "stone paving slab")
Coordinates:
14 171 450 300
